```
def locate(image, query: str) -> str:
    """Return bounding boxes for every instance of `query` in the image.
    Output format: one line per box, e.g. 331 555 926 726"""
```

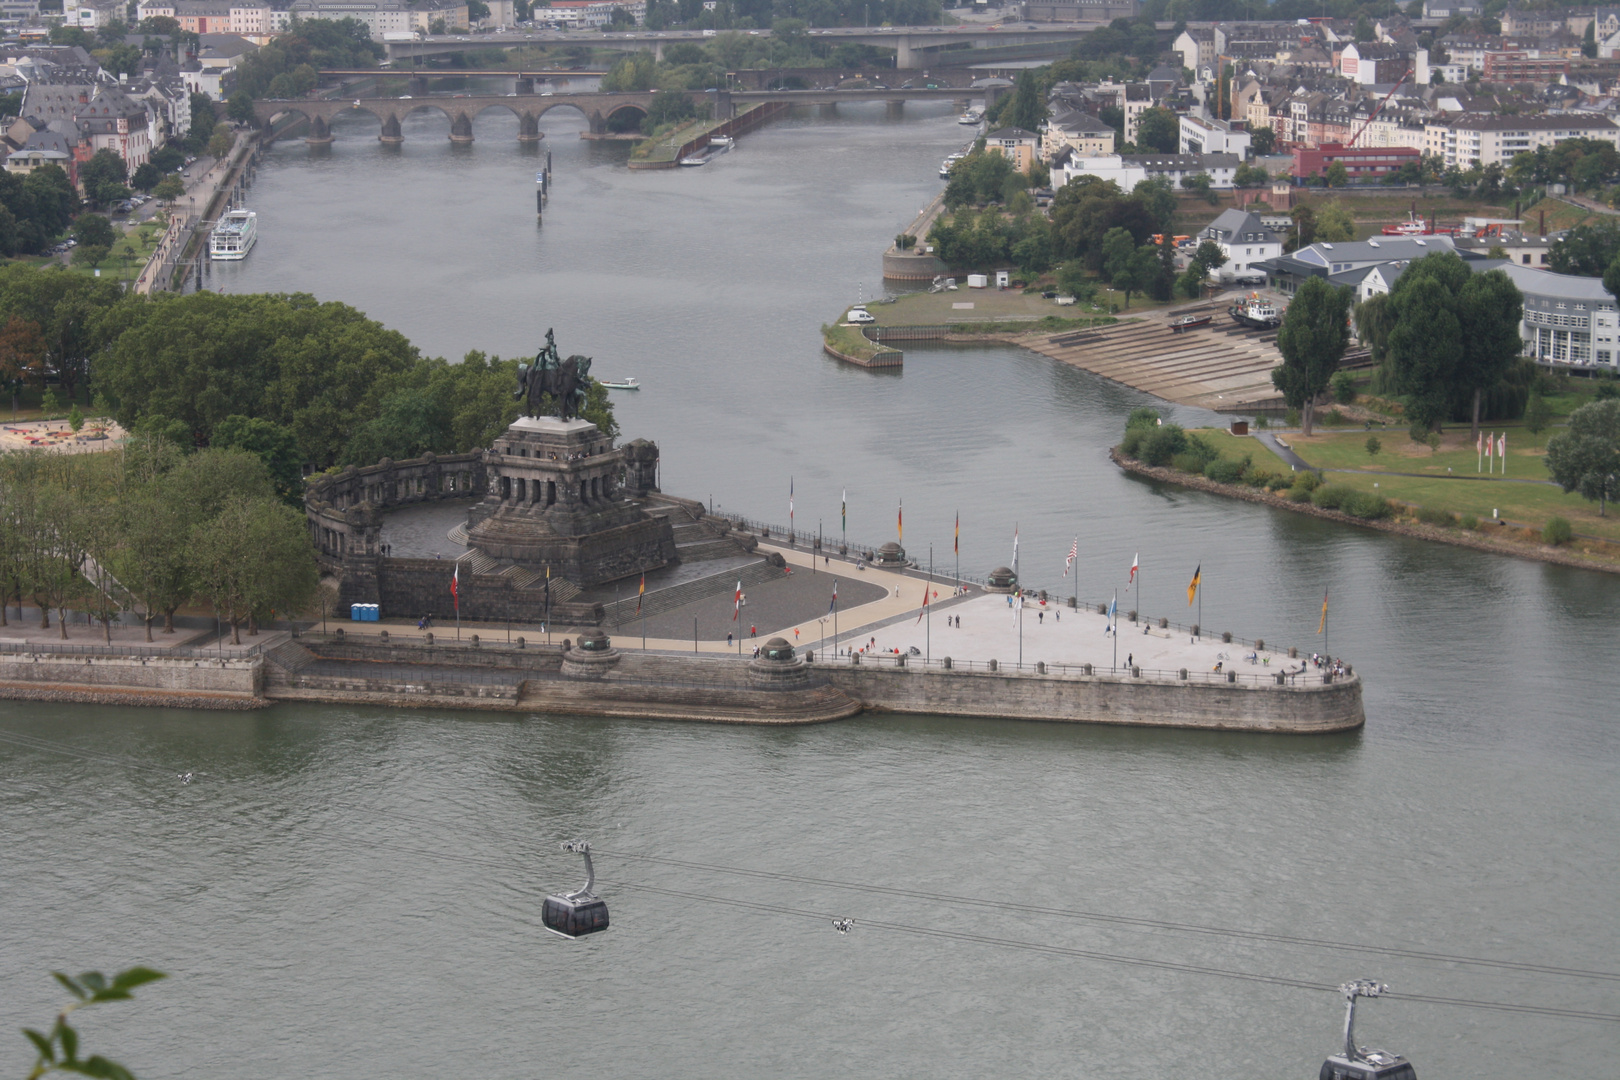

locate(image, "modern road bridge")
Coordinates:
386 23 1099 68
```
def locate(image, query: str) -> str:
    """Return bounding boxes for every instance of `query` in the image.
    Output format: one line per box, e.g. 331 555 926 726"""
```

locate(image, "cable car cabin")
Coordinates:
542 895 609 938
544 840 609 939
1319 1051 1416 1080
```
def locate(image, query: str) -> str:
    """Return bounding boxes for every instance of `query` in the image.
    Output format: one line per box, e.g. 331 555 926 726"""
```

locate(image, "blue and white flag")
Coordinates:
1106 594 1117 635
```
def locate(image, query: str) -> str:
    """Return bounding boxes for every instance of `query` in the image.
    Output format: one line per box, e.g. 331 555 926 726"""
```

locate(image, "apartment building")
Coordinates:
1426 112 1620 168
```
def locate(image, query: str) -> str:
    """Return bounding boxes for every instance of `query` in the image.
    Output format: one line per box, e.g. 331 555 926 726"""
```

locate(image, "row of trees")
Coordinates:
0 441 317 643
927 204 1053 277
0 268 619 488
228 18 382 102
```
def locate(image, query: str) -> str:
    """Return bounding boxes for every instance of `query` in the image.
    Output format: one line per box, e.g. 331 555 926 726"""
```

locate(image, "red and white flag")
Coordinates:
1063 536 1078 578
450 563 460 611
916 581 930 623
1128 553 1138 587
733 580 743 621
1485 433 1492 459
1497 434 1505 457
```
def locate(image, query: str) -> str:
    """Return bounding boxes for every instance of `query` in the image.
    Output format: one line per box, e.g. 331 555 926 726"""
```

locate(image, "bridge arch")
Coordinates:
603 101 648 134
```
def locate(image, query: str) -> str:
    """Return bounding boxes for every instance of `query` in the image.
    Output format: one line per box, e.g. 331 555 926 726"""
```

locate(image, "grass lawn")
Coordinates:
822 321 886 361
1209 426 1620 544
69 218 166 283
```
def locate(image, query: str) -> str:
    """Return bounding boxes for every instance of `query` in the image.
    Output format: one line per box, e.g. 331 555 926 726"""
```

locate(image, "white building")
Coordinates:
1052 151 1238 191
1489 262 1620 368
1196 207 1282 278
1425 113 1620 169
1179 113 1252 158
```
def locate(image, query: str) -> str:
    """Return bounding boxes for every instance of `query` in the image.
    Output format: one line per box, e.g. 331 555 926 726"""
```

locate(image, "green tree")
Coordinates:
1111 243 1158 308
1314 199 1355 241
21 965 166 1080
193 494 317 642
1544 398 1620 515
1584 19 1598 58
1180 171 1216 204
1273 275 1354 435
1135 107 1180 153
153 174 185 204
1456 268 1524 439
1133 176 1177 227
1365 435 1381 458
227 90 256 124
78 149 128 206
130 162 161 192
71 213 115 249
0 264 126 403
1524 388 1551 434
1003 69 1046 134
1354 14 1373 40
1249 126 1276 156
1386 253 1471 431
212 413 304 501
1049 176 1159 268
1234 161 1270 188
1291 204 1316 248
1324 161 1350 188
1550 221 1620 275
207 128 234 159
1191 239 1227 276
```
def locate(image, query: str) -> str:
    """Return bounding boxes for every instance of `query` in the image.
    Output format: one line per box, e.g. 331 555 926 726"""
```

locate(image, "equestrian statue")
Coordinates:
515 328 594 421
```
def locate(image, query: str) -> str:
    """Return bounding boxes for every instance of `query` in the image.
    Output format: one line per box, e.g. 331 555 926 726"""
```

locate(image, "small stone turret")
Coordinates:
621 438 660 495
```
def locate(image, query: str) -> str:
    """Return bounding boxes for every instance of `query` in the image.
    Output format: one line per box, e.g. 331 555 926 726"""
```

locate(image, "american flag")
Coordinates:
1063 536 1078 577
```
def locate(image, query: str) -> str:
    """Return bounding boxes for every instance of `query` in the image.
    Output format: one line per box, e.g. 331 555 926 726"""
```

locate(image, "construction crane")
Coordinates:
1345 67 1414 149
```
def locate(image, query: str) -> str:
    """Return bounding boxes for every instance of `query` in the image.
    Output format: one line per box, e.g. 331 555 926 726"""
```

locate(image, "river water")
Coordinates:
2 103 1617 1079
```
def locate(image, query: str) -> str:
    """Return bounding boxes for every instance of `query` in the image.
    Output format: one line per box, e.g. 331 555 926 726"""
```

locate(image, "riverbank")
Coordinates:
1112 446 1620 574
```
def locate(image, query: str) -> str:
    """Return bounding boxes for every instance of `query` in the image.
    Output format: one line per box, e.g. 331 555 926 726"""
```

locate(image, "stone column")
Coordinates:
518 112 541 143
450 112 474 144
305 114 334 145
380 113 403 144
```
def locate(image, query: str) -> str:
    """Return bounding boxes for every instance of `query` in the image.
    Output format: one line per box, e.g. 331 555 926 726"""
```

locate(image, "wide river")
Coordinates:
3 101 1617 1079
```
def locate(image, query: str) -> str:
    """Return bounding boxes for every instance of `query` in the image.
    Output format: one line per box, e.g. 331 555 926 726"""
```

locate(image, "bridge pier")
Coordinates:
305 114 334 146
516 77 535 94
818 103 838 118
886 99 904 118
408 76 429 95
518 112 542 143
449 112 474 144
379 113 403 144
895 34 916 69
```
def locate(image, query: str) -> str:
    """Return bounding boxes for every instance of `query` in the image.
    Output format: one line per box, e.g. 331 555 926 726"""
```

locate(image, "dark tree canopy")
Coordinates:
1544 398 1620 515
1273 275 1354 435
1135 107 1180 154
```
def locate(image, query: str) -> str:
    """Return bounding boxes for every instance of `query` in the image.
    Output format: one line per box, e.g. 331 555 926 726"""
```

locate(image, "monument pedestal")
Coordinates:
465 416 677 587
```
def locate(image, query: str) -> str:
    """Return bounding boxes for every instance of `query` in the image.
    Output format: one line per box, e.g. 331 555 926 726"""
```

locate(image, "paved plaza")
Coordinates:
0 419 126 455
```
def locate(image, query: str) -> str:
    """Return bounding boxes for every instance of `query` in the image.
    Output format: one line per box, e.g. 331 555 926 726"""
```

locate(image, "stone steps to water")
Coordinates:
446 523 470 546
1030 315 1284 410
675 538 749 562
605 559 785 625
460 550 497 575
264 640 318 673
501 565 541 589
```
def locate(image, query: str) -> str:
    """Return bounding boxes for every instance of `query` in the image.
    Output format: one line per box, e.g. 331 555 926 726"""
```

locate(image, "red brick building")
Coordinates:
1292 143 1421 181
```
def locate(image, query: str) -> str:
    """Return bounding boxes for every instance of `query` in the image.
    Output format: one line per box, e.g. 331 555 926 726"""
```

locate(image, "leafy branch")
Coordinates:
22 967 165 1080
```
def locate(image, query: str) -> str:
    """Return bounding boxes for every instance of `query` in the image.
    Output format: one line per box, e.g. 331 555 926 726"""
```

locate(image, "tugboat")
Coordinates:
1319 980 1417 1080
1169 312 1213 333
1228 293 1282 330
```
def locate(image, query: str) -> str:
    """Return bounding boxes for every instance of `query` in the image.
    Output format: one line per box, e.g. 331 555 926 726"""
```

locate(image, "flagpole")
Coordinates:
926 545 932 663
1112 587 1118 673
1197 560 1202 640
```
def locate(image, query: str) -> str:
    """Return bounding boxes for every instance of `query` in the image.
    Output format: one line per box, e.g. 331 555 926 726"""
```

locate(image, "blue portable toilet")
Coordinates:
351 604 364 621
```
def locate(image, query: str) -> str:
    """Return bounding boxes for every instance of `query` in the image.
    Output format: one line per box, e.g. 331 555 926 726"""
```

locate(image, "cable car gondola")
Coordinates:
543 840 609 939
1320 980 1416 1080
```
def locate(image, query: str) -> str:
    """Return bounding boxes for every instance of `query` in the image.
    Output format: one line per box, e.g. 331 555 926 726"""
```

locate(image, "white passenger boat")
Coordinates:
957 107 983 125
599 377 639 390
209 209 257 260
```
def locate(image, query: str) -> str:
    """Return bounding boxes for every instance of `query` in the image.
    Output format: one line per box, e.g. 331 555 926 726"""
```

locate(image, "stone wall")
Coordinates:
818 662 1364 733
305 452 487 576
0 653 263 698
374 558 604 625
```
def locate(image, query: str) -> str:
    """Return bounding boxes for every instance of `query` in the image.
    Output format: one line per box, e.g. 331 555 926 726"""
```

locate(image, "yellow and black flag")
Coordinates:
1318 588 1329 634
1187 564 1201 607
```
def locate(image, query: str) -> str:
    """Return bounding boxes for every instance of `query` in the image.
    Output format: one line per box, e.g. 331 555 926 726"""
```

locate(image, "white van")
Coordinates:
846 307 876 323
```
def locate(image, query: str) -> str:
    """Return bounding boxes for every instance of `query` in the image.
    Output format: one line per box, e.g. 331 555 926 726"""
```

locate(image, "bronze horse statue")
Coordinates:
516 328 593 421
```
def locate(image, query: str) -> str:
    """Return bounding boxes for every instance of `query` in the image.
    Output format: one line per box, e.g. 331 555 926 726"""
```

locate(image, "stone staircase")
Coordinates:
671 520 750 562
606 559 786 625
263 639 319 674
1028 310 1286 411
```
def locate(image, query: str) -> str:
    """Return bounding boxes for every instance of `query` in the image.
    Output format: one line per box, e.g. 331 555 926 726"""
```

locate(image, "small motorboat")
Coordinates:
1229 293 1282 329
709 134 734 147
678 154 709 167
1169 313 1213 333
599 377 640 390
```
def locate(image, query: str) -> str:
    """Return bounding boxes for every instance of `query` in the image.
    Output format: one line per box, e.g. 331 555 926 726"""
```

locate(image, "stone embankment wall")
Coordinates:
0 653 265 708
819 662 1364 733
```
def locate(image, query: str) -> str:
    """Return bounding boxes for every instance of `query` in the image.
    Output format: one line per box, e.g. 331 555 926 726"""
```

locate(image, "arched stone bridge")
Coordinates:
252 90 714 144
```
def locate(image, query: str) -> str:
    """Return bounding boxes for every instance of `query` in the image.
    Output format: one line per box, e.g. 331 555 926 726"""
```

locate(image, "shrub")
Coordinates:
1310 483 1357 510
1139 424 1188 467
1285 407 1300 427
1172 451 1207 473
1252 414 1269 428
1126 407 1161 429
1321 408 1346 427
1365 435 1382 459
1204 457 1247 484
1332 371 1357 404
1267 474 1293 491
1182 434 1220 468
1461 514 1479 530
1543 516 1573 545
1595 381 1619 401
1416 506 1457 528
1243 467 1272 487
1342 492 1391 519
1120 427 1147 458
1408 420 1431 444
1287 485 1313 501
1292 470 1321 493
